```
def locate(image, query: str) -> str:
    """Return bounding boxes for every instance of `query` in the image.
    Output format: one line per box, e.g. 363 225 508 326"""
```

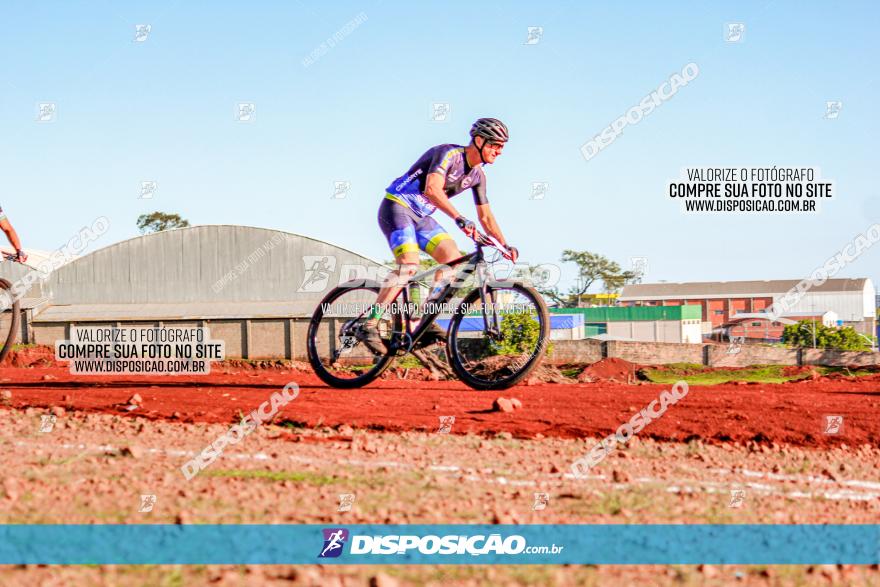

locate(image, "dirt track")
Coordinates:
2 351 880 586
2 363 879 448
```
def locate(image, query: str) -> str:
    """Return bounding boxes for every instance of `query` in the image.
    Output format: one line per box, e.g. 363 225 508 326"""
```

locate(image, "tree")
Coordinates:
781 320 874 351
537 250 638 308
136 212 190 234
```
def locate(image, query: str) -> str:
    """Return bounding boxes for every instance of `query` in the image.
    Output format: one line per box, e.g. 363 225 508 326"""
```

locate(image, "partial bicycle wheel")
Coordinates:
446 282 550 390
306 280 401 388
0 278 20 364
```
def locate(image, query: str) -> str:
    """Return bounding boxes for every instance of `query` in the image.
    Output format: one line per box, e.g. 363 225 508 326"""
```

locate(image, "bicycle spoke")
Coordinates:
447 283 549 389
307 283 397 385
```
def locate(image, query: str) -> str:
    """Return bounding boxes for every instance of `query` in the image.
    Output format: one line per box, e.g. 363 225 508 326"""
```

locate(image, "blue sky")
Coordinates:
1 1 877 291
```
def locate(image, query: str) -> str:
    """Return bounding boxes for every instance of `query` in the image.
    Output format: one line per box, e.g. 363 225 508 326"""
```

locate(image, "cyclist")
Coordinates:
358 117 518 353
0 207 27 263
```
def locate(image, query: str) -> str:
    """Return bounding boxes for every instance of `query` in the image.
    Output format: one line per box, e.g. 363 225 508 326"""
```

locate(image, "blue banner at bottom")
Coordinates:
0 525 878 565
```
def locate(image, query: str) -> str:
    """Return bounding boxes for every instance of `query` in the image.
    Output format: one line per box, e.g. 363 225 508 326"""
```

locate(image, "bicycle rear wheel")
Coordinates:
0 278 20 364
446 282 550 390
306 280 400 388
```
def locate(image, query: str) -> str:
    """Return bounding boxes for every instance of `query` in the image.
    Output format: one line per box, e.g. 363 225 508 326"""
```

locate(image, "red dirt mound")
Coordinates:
782 365 812 377
578 357 638 383
6 346 59 368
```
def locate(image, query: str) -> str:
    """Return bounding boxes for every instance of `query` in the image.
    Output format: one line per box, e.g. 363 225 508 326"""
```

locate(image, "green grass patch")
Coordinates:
203 469 337 485
588 488 656 516
334 364 378 372
641 363 877 385
822 365 877 378
642 364 784 385
277 420 308 430
395 354 424 369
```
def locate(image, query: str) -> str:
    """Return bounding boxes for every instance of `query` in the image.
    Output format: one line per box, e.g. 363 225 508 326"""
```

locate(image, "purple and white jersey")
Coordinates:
385 144 487 217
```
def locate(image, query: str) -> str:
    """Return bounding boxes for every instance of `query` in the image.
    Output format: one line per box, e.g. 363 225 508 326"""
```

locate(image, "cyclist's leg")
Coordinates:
414 218 458 343
357 199 421 351
416 217 458 290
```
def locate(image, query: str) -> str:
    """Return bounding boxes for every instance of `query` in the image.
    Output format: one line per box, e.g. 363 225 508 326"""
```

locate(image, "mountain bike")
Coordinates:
306 231 550 390
0 252 23 363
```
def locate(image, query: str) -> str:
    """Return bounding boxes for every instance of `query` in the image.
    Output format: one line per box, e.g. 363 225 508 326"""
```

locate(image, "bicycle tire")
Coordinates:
306 280 399 389
446 282 550 390
0 278 20 364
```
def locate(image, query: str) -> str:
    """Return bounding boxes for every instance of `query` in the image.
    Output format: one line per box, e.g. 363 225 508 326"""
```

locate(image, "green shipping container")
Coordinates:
583 323 607 336
549 305 701 322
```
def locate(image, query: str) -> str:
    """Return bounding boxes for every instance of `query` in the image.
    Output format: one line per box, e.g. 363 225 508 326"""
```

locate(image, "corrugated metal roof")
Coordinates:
620 278 868 300
43 225 384 305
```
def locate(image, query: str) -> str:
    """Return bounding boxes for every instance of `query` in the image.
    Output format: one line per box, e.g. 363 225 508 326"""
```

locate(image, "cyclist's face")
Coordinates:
478 137 505 163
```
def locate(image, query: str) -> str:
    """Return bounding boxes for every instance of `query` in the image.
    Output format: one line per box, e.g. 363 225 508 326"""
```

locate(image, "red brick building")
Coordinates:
618 278 876 336
723 311 837 342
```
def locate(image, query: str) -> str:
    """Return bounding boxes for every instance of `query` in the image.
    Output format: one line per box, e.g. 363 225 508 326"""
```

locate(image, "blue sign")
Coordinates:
0 525 878 565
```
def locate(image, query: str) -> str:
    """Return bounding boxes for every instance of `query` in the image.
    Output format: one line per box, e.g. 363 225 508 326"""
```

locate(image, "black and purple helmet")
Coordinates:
469 117 509 143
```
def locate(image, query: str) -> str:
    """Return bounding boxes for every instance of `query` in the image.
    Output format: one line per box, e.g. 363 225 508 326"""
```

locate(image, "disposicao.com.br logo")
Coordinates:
318 528 350 558
317 528 564 558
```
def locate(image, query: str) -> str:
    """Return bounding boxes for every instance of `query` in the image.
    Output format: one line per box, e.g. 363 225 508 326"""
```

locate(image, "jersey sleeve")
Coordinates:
427 146 458 177
471 170 488 205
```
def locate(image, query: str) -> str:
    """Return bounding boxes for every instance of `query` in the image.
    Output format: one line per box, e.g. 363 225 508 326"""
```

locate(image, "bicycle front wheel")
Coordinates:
0 278 20 364
446 282 550 390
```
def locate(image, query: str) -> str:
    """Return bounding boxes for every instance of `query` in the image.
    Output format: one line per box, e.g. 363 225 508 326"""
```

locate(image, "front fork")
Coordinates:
476 263 502 340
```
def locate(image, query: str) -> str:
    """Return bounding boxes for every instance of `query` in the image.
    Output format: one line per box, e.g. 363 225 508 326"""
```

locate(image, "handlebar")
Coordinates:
472 231 515 261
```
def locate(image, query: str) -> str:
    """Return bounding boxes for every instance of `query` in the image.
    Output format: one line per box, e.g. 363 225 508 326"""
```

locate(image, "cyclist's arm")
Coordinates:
424 172 464 220
475 204 508 247
0 218 23 252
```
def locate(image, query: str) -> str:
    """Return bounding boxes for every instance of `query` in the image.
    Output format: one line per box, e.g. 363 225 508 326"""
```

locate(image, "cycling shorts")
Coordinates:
378 194 453 258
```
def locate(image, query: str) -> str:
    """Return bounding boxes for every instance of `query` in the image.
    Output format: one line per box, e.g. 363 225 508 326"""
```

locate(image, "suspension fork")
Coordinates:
476 261 502 339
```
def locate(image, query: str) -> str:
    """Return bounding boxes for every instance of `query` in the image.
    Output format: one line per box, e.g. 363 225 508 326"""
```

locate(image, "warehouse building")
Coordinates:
619 279 876 337
0 225 385 359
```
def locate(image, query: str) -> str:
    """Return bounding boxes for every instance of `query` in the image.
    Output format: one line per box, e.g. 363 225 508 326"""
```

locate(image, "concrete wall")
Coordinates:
682 322 702 343
706 344 799 367
801 348 880 368
547 339 603 364
549 326 583 341
606 339 704 365
543 339 879 368
34 318 301 360
28 316 880 368
606 320 697 343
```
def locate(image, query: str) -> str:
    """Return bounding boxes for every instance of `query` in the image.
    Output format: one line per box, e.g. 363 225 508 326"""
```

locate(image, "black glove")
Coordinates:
455 216 476 238
505 246 519 263
15 249 27 263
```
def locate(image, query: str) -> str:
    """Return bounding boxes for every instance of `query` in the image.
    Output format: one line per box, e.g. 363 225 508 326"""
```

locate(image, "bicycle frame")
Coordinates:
390 242 502 353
